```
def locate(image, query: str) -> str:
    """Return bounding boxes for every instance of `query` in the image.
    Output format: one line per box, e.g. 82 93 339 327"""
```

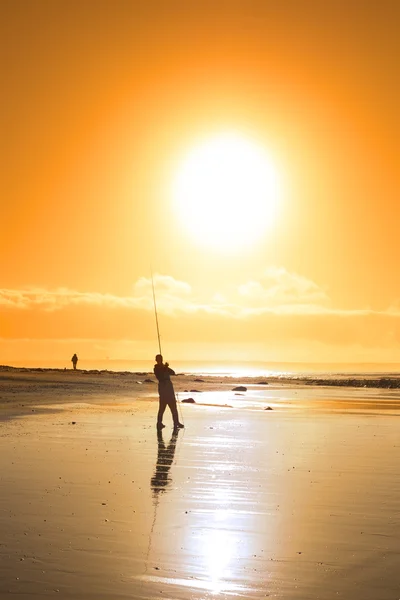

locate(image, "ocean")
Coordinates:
2 358 399 380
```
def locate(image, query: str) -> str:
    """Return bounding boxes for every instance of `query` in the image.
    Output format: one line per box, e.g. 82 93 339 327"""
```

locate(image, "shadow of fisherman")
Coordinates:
150 430 179 499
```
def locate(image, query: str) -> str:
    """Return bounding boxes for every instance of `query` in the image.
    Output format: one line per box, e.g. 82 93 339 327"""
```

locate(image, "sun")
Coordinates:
172 132 279 253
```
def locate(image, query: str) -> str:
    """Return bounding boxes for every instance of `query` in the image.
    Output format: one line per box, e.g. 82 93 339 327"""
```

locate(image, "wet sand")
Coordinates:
1 370 400 599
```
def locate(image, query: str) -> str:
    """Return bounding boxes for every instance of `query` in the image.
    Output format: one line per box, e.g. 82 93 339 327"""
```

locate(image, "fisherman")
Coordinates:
153 354 184 431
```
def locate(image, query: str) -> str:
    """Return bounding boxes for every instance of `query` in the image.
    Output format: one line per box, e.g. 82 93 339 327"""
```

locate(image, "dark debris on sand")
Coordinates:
303 377 400 389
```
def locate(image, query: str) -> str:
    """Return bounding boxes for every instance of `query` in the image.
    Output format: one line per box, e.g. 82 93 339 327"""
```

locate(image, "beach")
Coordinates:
1 369 400 599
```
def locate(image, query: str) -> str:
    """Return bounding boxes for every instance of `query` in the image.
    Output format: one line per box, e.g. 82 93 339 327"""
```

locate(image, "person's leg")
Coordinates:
157 397 167 428
168 400 184 428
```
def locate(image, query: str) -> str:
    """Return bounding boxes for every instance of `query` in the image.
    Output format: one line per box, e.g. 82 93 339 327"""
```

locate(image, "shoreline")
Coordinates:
1 363 399 389
1 369 400 426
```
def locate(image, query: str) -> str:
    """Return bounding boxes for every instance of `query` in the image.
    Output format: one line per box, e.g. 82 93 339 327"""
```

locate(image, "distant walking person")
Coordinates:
71 354 78 370
153 354 184 431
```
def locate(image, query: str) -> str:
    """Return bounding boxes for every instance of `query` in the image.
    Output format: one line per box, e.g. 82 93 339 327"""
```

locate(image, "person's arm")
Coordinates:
165 363 176 376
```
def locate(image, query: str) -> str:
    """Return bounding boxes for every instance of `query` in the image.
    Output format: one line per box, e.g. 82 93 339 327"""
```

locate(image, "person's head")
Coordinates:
155 354 163 364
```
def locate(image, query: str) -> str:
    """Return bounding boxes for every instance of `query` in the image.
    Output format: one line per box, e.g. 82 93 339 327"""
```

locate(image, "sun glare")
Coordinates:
172 133 279 253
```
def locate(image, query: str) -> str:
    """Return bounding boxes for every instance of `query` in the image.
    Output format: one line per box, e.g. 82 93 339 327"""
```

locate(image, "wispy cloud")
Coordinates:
0 275 227 316
1 269 400 354
237 266 330 315
1 269 399 322
0 287 138 311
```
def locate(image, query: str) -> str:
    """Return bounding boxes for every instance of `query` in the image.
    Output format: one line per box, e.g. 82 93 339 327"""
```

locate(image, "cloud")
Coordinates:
1 270 400 355
134 274 191 297
132 274 195 314
0 274 221 316
132 268 332 318
0 270 395 322
0 287 136 311
238 266 329 313
387 301 400 317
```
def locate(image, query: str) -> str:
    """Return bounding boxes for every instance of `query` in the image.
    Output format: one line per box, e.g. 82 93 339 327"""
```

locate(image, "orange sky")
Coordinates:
1 0 399 366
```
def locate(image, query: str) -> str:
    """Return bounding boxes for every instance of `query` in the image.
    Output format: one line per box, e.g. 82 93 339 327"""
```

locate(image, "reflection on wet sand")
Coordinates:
150 430 179 499
138 409 400 600
146 430 180 579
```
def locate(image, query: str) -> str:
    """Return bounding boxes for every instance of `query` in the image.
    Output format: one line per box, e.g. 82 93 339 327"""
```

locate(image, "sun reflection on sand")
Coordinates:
191 500 246 594
204 524 235 594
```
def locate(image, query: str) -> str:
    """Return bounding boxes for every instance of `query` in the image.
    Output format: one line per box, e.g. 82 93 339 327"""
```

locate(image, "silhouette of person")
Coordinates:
153 354 184 431
71 353 78 370
150 429 179 498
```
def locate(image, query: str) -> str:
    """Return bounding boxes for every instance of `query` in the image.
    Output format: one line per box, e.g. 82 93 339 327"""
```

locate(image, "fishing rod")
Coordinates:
150 268 162 356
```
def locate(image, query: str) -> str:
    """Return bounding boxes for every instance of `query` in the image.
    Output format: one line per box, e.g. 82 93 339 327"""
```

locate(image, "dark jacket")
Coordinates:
154 364 175 383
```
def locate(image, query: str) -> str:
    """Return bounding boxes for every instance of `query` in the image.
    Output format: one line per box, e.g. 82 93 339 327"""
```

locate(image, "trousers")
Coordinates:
157 380 179 425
